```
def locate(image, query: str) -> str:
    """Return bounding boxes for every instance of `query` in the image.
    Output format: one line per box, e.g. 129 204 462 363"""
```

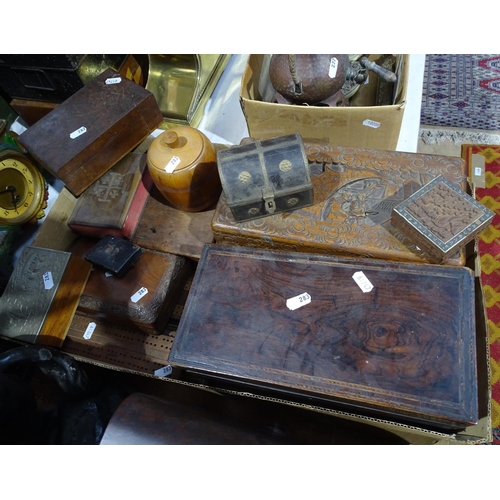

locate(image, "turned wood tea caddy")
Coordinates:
146 126 221 212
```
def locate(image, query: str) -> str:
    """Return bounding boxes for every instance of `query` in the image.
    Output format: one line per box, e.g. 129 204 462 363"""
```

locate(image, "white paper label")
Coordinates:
165 156 181 173
286 292 311 311
475 167 482 176
154 365 173 377
42 271 54 290
328 58 338 78
70 126 87 139
131 286 148 303
83 322 97 340
105 77 122 85
363 119 381 129
352 271 374 293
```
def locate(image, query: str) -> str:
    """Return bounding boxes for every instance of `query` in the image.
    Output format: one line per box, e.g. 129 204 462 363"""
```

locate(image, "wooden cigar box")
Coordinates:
0 246 92 347
391 175 494 263
71 238 191 334
17 68 163 197
212 143 468 266
68 152 152 239
169 244 478 431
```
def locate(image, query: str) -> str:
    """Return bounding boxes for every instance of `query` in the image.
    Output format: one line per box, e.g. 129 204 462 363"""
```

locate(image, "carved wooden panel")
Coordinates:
212 143 468 266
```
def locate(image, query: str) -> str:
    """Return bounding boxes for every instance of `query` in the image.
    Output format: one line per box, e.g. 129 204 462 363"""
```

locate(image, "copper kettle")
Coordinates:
269 54 351 105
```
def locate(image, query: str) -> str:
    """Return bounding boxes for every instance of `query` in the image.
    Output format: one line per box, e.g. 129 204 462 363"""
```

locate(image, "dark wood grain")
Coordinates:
18 68 163 196
132 186 215 260
169 244 478 431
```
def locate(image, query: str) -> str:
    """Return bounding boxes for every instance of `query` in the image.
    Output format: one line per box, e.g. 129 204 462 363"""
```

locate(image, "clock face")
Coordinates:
0 151 46 226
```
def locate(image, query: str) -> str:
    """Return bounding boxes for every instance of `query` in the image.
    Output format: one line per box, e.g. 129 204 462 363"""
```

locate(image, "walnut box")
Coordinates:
168 244 478 431
391 175 494 263
18 68 163 197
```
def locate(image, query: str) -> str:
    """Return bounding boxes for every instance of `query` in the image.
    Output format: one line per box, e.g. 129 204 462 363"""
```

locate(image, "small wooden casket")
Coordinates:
71 238 191 334
68 152 153 239
216 133 313 222
168 244 478 431
391 175 494 263
212 143 468 266
18 68 163 196
0 246 91 347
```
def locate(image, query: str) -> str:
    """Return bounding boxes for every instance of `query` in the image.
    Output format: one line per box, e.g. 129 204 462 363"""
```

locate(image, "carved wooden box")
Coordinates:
169 244 478 431
71 238 191 334
391 175 494 263
212 143 468 266
18 68 163 197
68 152 152 239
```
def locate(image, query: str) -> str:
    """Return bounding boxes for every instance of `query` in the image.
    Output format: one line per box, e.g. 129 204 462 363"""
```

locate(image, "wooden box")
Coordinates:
169 244 478 431
391 175 494 263
212 143 468 266
17 68 163 196
0 246 91 347
67 152 152 239
216 133 313 222
71 238 191 334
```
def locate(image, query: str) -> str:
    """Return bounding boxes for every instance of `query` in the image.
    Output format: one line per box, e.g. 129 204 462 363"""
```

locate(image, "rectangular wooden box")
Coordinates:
71 238 191 334
212 143 468 266
169 244 478 431
217 133 313 221
0 246 91 347
67 152 152 239
17 68 163 196
391 175 494 263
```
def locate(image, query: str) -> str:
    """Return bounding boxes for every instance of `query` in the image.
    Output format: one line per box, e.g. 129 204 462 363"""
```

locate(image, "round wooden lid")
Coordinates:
147 126 205 173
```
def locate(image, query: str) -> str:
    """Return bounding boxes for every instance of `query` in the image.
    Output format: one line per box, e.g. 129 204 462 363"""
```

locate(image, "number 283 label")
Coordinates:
286 292 311 311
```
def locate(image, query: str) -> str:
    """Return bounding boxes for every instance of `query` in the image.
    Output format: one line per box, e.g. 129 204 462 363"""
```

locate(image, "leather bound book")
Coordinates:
68 152 152 239
18 68 163 196
169 244 478 431
212 143 468 266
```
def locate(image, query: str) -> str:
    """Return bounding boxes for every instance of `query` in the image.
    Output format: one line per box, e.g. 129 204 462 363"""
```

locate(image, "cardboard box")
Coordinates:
29 184 491 445
239 54 408 150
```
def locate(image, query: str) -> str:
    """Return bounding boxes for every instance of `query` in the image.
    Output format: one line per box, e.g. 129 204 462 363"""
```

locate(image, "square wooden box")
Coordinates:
169 244 478 431
391 175 494 263
18 68 163 196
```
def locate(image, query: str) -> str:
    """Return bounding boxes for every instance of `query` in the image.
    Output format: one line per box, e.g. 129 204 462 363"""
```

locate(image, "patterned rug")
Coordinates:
463 144 500 444
421 55 500 130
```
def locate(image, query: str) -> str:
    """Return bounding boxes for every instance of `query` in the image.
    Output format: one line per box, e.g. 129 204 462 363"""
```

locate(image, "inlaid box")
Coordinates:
391 175 494 263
